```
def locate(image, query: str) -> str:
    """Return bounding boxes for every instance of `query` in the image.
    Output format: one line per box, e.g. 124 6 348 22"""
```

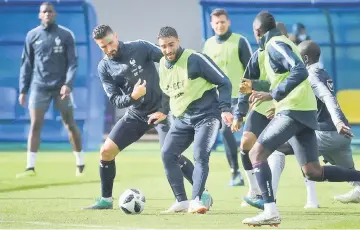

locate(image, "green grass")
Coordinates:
1 143 360 229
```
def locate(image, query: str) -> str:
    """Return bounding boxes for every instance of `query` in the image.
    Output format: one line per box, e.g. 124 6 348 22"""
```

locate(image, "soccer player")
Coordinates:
232 21 290 208
157 26 233 213
84 25 211 210
17 2 84 178
203 8 252 186
242 11 360 226
272 40 358 204
298 41 359 203
239 40 359 209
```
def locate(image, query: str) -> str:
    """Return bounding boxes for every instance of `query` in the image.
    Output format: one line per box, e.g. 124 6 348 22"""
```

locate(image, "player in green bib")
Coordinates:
232 22 291 209
154 26 233 214
242 11 360 227
234 22 320 210
203 9 252 186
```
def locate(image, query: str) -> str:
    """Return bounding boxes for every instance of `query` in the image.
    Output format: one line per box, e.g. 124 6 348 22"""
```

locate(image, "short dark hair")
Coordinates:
298 40 321 62
210 8 228 19
92 24 113 39
254 11 276 34
157 26 178 39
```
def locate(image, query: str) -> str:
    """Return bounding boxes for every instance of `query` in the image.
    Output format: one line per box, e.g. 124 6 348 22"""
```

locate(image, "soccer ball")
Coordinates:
119 188 145 214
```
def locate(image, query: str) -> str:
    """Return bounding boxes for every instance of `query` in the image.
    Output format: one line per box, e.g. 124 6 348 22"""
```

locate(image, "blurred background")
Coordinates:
0 0 360 152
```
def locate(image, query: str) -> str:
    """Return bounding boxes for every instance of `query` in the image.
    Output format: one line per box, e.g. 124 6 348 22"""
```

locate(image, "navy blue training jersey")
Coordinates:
98 40 169 119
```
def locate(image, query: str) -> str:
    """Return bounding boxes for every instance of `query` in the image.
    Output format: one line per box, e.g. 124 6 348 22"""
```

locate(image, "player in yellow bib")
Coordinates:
231 22 289 208
155 26 233 214
203 9 252 186
242 11 360 227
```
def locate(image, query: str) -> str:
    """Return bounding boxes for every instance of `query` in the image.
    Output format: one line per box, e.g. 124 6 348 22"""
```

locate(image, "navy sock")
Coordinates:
253 161 274 203
241 150 253 170
179 155 194 185
323 165 360 182
100 160 116 198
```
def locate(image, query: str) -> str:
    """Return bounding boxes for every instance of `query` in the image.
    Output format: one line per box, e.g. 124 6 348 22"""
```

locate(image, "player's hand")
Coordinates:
60 85 71 100
249 90 272 109
221 112 233 127
19 93 26 107
131 79 147 100
231 119 242 133
336 121 354 138
266 107 276 119
147 112 167 125
239 78 252 94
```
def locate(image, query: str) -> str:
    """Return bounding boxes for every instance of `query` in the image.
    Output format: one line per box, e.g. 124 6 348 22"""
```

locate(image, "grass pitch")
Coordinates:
1 143 360 229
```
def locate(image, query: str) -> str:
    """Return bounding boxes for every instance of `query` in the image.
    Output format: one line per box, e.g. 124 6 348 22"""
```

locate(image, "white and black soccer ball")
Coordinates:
119 188 145 214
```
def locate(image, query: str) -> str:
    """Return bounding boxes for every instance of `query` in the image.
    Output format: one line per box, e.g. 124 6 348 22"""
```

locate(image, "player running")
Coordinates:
241 11 360 226
242 40 359 210
232 22 292 208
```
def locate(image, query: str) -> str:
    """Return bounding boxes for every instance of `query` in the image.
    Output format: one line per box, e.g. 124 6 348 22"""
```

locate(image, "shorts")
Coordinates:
257 113 319 166
28 88 73 112
243 110 270 137
108 112 170 151
316 130 354 169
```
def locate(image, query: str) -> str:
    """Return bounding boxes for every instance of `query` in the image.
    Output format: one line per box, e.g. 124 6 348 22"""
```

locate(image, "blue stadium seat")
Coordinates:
72 87 88 120
0 87 17 119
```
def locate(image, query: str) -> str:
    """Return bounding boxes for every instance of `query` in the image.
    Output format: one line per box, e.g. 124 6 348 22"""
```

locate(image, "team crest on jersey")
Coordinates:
129 58 143 76
53 36 63 53
327 80 334 92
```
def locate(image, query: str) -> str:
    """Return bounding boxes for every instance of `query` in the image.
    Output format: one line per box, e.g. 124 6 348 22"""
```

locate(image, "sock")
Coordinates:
253 161 275 203
245 170 260 194
178 155 194 185
322 165 360 182
304 178 318 204
267 151 285 199
264 202 278 215
26 152 36 169
100 160 116 198
73 151 85 166
240 150 253 170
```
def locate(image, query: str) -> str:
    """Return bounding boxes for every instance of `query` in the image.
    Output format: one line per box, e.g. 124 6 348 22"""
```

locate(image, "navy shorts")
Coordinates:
257 113 319 166
244 110 270 137
28 88 73 112
108 112 170 151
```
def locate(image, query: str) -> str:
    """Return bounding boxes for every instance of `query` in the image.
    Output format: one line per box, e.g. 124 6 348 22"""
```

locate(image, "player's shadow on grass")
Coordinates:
0 179 99 193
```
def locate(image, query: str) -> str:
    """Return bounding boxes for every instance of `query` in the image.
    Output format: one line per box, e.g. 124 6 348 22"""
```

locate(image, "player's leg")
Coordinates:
243 114 301 226
55 93 84 176
267 150 285 199
155 120 195 185
188 117 221 213
156 117 213 210
316 131 360 203
84 114 150 210
291 128 360 188
16 90 50 178
161 118 194 213
240 110 269 206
